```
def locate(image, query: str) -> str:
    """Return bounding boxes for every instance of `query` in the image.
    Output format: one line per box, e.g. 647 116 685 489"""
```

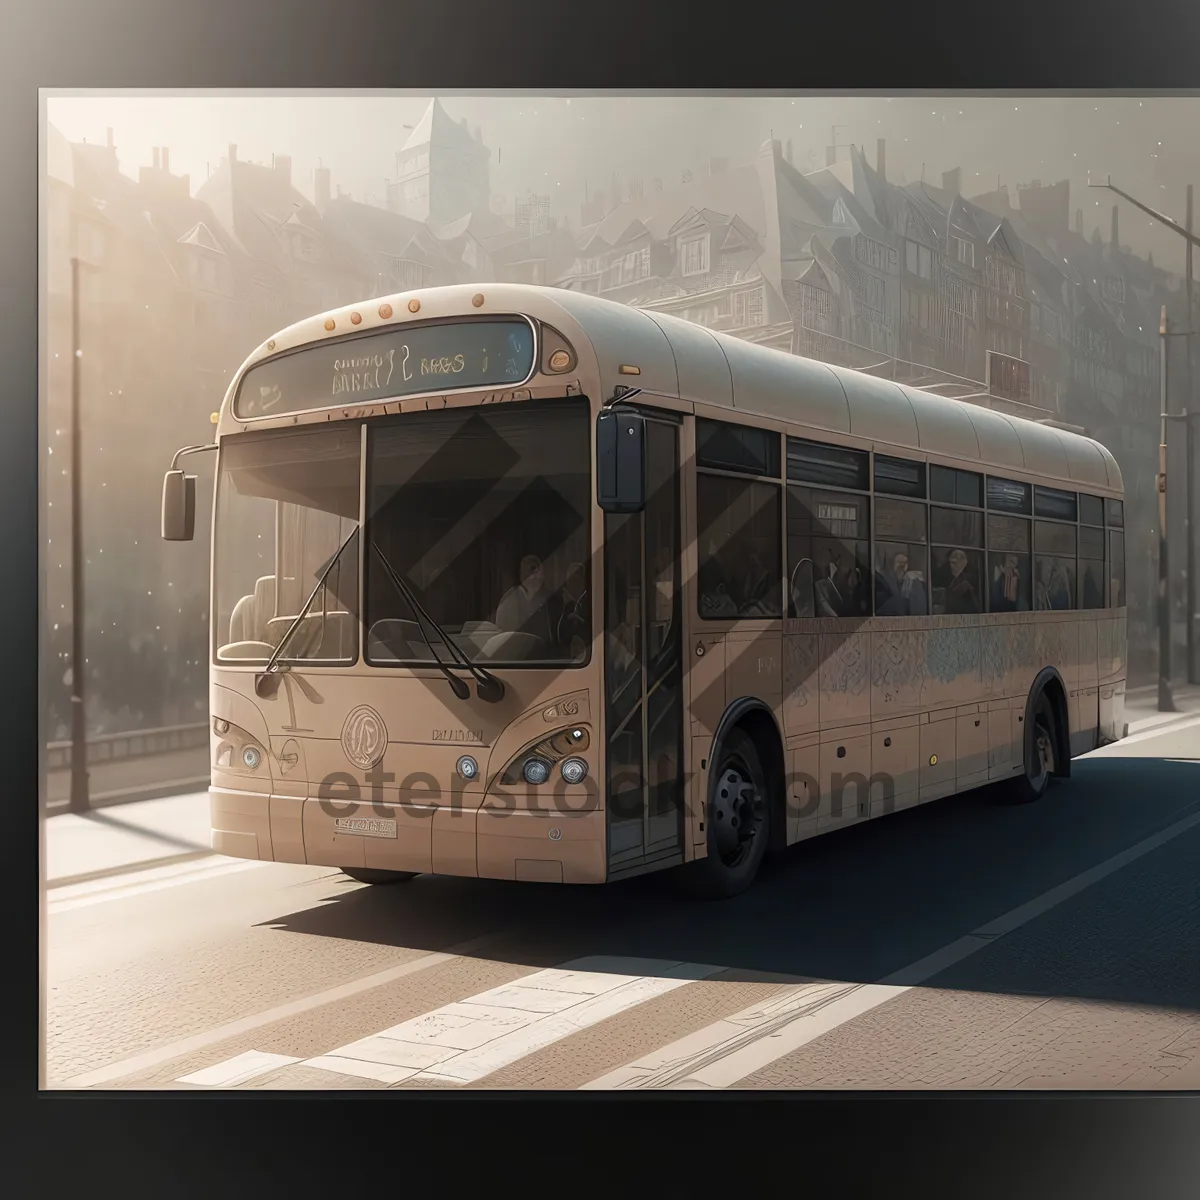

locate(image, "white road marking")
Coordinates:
177 1050 301 1087
305 958 721 1087
47 858 273 914
584 803 1200 1089
58 936 494 1090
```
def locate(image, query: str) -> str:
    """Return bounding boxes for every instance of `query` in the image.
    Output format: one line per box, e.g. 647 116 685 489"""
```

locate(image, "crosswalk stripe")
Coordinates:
178 1050 301 1087
582 980 863 1089
304 957 722 1087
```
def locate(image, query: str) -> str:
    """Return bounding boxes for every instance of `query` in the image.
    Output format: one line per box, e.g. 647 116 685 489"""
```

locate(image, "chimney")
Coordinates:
1111 205 1119 256
106 127 113 148
942 167 961 196
275 154 292 185
152 147 161 169
315 165 331 213
876 138 886 181
162 147 169 173
228 143 237 164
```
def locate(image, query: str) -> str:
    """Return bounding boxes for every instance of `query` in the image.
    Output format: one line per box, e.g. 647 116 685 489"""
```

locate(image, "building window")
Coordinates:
680 234 709 276
638 247 651 279
905 239 932 279
950 234 975 268
733 288 764 327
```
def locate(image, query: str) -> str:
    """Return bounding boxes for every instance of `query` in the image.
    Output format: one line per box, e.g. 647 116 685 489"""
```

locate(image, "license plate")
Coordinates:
333 816 397 839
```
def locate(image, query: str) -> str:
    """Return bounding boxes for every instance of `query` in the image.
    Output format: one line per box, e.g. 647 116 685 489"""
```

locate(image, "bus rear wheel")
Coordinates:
341 867 418 885
1006 696 1057 805
686 728 771 899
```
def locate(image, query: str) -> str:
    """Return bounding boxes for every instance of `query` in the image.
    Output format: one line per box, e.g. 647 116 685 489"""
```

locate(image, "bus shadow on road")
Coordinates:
260 755 1200 1014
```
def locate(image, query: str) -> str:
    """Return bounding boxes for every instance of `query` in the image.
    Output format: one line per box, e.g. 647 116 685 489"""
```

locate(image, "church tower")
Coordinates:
387 97 491 226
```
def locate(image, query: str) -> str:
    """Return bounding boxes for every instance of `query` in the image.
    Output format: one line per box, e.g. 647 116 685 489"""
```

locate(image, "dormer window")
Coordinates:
680 233 709 276
949 234 975 268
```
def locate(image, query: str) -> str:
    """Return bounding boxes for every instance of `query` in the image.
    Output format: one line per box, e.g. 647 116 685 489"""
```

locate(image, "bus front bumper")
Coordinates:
209 786 607 883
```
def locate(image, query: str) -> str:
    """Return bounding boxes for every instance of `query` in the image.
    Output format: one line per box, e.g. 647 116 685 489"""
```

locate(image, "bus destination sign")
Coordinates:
233 318 536 418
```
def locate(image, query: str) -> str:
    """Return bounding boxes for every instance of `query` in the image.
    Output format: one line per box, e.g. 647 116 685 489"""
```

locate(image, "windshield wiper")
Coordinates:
370 540 505 703
255 526 358 698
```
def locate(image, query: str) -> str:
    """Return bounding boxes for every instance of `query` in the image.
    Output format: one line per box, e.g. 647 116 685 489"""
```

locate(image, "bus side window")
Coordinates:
696 473 781 620
787 485 869 618
873 498 928 617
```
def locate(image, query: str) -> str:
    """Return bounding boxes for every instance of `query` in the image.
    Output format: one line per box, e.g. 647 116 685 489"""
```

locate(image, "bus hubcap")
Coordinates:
712 763 762 866
1031 723 1054 787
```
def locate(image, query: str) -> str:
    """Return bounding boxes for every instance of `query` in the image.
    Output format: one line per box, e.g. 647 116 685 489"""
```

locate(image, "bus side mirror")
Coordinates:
596 410 646 513
162 469 197 541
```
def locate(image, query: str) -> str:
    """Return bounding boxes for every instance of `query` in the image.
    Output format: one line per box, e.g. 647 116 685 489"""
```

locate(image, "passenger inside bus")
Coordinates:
874 550 928 616
990 553 1029 612
942 547 981 614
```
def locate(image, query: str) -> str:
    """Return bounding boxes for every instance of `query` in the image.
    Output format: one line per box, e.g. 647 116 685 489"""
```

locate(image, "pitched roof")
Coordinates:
401 98 488 157
176 221 226 253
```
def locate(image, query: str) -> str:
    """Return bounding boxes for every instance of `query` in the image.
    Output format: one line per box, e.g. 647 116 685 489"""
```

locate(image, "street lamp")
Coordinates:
1090 176 1198 686
68 256 92 812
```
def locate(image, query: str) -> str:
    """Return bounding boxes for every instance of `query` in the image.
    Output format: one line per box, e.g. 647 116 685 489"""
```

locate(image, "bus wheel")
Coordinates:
341 867 418 885
687 728 770 899
1007 697 1057 805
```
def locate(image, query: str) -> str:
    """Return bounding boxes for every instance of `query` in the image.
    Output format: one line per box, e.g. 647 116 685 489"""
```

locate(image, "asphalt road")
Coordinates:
45 718 1200 1091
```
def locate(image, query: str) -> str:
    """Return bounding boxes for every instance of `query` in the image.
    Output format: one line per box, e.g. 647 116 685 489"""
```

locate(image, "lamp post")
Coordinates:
1090 177 1198 685
68 256 90 812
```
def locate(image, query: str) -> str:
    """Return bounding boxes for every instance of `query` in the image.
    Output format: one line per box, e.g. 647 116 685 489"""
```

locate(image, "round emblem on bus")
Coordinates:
548 827 562 842
342 705 388 770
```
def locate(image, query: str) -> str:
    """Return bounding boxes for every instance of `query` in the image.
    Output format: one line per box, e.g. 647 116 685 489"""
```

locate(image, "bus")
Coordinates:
161 283 1127 899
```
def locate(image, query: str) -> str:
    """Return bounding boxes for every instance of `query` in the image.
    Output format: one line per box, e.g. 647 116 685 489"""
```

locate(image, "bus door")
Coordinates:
603 413 685 877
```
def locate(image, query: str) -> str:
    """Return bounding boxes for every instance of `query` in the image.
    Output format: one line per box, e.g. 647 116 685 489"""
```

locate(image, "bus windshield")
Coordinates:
211 398 592 668
213 424 361 664
365 397 591 667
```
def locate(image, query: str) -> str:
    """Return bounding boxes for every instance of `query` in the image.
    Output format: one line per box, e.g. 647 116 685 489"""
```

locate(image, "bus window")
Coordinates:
873 497 929 616
931 465 983 509
697 474 781 619
874 454 926 499
1079 525 1106 610
1109 530 1125 607
986 514 1031 612
986 476 1032 515
1035 486 1079 523
1080 494 1105 528
786 486 869 618
930 507 984 615
1034 520 1077 610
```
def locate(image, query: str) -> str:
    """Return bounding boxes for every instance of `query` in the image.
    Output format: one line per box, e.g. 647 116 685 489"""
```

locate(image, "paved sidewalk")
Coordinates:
44 790 212 888
1124 682 1200 736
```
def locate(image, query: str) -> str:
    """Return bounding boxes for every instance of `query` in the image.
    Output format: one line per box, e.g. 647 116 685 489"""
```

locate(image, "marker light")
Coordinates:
242 746 261 769
560 758 588 784
457 755 478 780
523 757 551 785
548 349 571 372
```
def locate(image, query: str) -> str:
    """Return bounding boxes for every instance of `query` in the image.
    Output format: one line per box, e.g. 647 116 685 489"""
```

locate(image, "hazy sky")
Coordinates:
45 92 1200 274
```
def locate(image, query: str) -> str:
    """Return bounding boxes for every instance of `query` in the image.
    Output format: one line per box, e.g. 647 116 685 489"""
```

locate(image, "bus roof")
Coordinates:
227 283 1122 495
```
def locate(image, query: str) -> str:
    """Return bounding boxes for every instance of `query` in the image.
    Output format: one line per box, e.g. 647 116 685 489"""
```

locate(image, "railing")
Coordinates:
45 721 209 772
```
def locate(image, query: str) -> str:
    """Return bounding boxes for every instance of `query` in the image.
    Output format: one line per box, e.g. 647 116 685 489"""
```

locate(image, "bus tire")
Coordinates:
684 727 771 899
1005 694 1058 805
341 867 418 885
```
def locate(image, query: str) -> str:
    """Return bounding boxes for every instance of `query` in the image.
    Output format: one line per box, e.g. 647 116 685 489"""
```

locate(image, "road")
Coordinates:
45 717 1200 1091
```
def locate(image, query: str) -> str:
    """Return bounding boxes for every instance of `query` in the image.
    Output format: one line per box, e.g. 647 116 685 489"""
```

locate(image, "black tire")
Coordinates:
341 867 418 885
1005 695 1058 805
683 727 772 899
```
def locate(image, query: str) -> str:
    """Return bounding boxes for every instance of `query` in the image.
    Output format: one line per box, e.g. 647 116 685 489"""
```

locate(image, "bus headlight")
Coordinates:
213 717 267 776
242 746 261 770
560 757 588 784
499 725 591 786
457 755 479 780
523 757 551 785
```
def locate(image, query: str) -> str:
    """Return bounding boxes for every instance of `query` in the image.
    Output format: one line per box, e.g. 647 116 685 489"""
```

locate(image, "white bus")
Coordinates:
162 284 1127 898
